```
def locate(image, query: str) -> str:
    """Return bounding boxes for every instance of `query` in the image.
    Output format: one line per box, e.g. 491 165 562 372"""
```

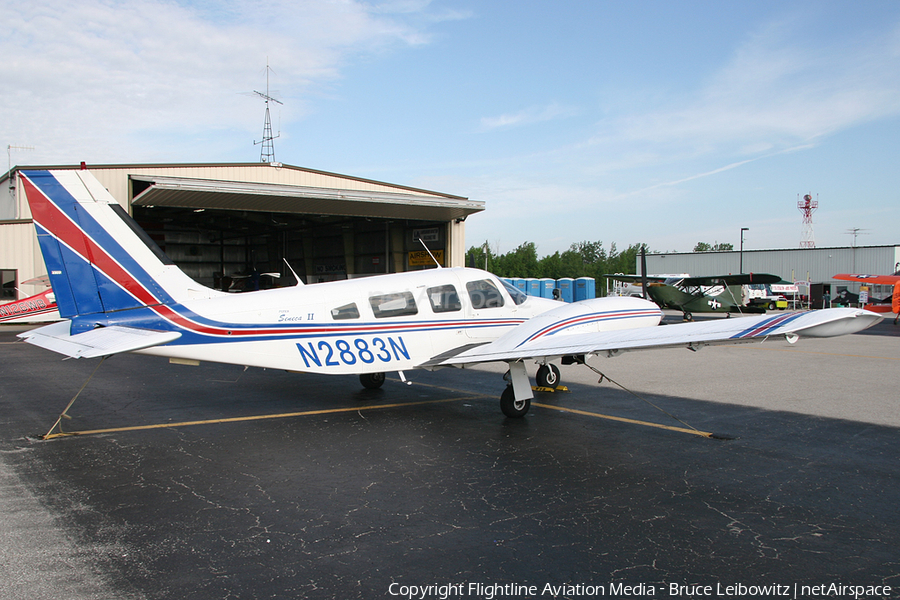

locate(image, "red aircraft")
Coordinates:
0 287 60 324
833 272 900 324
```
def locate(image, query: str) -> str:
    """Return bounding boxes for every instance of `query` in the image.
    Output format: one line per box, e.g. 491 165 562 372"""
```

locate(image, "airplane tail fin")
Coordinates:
20 170 212 324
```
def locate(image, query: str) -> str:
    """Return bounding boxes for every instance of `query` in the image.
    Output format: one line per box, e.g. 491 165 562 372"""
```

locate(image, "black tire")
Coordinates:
500 386 530 418
536 364 560 388
359 372 386 389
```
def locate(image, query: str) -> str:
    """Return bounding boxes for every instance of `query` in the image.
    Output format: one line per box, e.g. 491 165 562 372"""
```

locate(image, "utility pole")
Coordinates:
740 227 749 273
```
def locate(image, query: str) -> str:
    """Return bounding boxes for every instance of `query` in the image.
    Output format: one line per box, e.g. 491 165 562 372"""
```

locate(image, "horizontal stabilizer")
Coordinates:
18 322 181 359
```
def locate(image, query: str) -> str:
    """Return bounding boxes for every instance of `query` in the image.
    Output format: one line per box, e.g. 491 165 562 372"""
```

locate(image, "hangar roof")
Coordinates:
129 174 484 221
4 162 484 223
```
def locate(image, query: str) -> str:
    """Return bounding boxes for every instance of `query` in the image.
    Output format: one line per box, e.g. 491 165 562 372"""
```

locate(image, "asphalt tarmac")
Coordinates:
1 315 898 600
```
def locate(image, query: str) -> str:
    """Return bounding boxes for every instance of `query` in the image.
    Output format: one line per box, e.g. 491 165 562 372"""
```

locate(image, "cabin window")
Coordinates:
331 303 360 320
1 270 16 301
466 279 505 309
427 284 461 313
501 279 527 306
369 291 418 318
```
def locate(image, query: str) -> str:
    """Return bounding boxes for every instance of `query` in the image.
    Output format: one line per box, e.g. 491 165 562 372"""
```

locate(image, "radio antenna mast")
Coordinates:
253 61 282 163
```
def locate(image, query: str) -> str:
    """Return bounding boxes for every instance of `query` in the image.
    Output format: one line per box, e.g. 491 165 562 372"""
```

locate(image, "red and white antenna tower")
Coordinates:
798 193 818 248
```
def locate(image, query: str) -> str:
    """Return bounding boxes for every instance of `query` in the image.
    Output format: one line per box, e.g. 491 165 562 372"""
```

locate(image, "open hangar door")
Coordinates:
127 173 481 290
130 206 454 290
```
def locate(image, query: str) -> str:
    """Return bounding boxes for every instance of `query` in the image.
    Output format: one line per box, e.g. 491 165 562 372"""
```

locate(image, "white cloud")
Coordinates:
0 0 450 164
589 18 900 167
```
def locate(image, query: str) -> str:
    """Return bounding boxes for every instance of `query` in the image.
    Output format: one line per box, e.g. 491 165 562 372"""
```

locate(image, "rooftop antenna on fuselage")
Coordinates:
253 60 282 163
417 237 443 269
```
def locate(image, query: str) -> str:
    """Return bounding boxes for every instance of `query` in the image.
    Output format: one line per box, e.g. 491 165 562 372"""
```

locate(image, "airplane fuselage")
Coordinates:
100 267 562 374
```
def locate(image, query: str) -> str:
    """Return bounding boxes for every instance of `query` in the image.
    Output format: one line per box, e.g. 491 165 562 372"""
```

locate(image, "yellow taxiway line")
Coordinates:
533 402 713 438
42 380 709 440
42 397 470 440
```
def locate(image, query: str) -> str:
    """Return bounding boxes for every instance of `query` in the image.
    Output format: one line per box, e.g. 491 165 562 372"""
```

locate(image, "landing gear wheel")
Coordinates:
683 312 694 322
536 364 560 388
359 372 386 389
500 386 530 418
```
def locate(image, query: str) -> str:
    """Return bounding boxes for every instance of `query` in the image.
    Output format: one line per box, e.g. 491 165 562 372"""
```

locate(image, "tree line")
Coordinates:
466 240 733 293
466 241 646 283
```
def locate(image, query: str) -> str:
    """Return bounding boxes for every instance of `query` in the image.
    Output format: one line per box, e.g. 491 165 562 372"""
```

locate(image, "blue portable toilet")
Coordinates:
574 277 596 301
557 278 574 302
539 278 556 298
526 278 540 296
513 278 526 293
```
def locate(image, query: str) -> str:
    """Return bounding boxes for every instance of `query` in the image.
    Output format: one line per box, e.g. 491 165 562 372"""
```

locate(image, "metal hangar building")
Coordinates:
1 162 484 299
641 245 900 298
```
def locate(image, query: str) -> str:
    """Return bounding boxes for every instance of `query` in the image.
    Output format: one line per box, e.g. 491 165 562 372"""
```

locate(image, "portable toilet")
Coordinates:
574 277 596 301
557 278 574 302
514 278 527 294
526 278 540 296
539 278 556 299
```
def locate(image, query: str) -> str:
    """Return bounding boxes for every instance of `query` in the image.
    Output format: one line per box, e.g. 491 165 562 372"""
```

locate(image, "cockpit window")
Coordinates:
501 279 528 306
427 285 461 313
466 279 505 309
331 303 360 320
369 292 418 318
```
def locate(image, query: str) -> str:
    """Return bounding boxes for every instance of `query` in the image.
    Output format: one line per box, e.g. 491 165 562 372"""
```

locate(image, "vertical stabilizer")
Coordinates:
20 170 214 322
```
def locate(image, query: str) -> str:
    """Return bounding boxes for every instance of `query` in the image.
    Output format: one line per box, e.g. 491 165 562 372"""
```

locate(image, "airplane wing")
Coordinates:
425 305 882 367
603 274 668 283
834 273 900 285
678 273 781 287
18 321 181 359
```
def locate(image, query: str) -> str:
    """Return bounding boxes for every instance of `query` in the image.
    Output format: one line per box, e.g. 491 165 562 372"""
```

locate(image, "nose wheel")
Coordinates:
536 364 560 388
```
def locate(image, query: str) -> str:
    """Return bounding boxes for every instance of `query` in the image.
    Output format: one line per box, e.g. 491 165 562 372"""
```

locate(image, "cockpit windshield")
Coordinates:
500 279 528 306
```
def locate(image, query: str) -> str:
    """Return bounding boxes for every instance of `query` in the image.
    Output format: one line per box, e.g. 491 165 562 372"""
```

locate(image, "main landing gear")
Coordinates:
500 386 530 418
359 372 386 389
500 362 561 418
356 365 560 420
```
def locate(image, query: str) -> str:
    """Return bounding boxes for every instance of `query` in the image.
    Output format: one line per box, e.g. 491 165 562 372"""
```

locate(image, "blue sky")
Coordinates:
3 1 899 255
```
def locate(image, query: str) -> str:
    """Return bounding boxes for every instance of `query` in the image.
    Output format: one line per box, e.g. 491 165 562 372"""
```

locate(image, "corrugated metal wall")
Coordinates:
1 164 473 290
642 246 900 285
0 222 43 300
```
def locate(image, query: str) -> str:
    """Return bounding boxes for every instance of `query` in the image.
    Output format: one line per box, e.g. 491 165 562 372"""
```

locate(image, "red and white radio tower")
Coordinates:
798 193 818 248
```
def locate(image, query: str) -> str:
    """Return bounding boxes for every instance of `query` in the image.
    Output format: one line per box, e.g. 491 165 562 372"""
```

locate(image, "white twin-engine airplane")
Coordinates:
17 170 883 418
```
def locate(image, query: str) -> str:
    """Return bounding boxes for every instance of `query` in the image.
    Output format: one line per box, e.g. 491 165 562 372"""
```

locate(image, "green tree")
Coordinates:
694 241 733 252
495 241 540 277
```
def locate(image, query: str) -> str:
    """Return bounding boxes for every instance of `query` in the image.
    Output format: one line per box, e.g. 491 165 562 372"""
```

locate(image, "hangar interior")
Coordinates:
1 163 484 295
131 204 452 289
